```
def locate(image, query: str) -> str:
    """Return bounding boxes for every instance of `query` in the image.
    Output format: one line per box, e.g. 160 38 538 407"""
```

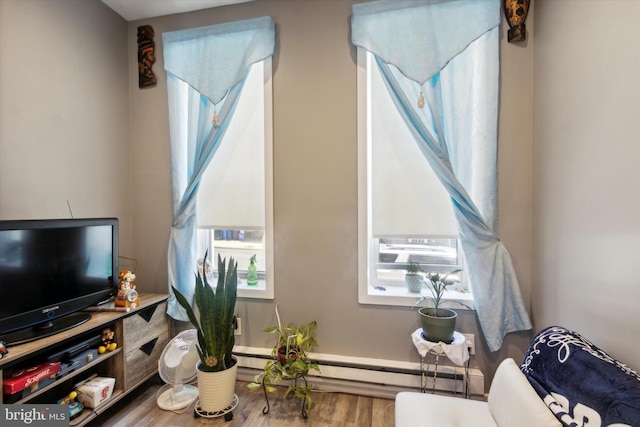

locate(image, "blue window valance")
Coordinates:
352 0 500 84
163 16 275 104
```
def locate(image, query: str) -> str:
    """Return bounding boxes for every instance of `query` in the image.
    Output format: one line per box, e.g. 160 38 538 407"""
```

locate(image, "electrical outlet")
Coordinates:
234 316 242 336
463 333 475 355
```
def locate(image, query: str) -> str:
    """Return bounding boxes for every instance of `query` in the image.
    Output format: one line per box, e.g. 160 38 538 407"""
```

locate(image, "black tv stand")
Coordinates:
0 312 91 346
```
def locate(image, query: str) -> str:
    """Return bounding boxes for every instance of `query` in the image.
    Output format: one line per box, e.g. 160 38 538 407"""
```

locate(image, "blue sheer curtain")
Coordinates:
352 0 531 351
163 16 275 320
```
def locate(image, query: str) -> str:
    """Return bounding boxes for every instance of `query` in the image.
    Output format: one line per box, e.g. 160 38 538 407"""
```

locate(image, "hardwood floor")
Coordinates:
86 377 396 427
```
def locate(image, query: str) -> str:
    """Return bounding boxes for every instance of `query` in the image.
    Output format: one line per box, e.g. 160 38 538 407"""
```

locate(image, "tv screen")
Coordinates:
0 218 118 345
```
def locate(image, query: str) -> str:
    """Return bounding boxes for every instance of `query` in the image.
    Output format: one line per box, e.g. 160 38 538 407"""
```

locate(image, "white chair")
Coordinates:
395 358 561 427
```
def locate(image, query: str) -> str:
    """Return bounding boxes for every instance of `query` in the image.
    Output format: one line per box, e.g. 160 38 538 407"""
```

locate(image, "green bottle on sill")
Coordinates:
247 254 258 286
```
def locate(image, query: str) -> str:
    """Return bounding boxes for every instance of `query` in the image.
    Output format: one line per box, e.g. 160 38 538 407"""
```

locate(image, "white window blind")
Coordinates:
368 51 457 237
197 60 267 230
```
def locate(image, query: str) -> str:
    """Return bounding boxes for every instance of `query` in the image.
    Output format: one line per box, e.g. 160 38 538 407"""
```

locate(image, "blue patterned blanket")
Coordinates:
520 326 640 427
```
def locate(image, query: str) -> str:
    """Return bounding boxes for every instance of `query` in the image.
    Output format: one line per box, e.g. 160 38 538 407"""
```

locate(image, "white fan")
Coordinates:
157 329 200 411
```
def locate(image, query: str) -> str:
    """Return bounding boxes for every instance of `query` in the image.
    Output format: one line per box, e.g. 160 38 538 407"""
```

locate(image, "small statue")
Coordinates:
99 328 117 353
118 270 137 292
504 0 530 42
137 25 157 88
116 270 140 309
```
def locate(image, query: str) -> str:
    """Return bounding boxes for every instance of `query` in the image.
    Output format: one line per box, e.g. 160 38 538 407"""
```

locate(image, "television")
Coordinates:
0 218 118 346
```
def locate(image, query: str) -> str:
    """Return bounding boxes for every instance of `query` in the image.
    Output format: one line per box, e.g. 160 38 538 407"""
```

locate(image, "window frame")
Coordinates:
357 48 473 309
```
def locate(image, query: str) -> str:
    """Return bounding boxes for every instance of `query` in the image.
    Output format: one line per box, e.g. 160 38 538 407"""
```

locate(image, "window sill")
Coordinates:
237 278 273 299
359 285 474 310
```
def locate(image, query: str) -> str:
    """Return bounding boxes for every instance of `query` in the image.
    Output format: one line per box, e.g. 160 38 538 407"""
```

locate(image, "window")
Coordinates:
196 58 274 299
357 49 472 307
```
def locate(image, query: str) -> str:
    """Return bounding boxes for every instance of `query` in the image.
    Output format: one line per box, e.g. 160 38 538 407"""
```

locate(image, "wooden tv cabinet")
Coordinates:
0 293 169 426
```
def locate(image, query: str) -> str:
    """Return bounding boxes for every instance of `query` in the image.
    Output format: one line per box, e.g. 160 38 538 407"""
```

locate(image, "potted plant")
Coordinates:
418 270 462 344
405 261 424 293
247 319 319 413
171 251 238 413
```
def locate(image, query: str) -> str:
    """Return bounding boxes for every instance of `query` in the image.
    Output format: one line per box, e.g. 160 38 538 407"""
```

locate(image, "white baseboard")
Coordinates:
233 346 484 400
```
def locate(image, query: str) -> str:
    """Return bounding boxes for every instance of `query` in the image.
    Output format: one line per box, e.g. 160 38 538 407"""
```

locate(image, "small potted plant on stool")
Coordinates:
418 270 462 344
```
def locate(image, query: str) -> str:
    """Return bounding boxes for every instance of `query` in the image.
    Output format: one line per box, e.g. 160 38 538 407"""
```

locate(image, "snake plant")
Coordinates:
172 251 237 372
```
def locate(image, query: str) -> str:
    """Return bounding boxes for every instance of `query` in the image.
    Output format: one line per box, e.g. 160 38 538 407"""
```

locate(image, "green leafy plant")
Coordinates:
247 320 319 409
405 261 426 293
171 251 237 372
423 270 462 311
405 261 422 274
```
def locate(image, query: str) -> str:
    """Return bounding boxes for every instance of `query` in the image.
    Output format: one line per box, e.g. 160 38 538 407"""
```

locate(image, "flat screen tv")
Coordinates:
0 218 118 345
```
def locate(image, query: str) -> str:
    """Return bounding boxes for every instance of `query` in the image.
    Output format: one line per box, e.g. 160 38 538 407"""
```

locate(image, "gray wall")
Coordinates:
531 0 640 367
0 0 132 254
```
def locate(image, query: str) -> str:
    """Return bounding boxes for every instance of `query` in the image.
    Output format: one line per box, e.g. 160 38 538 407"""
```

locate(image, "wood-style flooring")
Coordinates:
86 377 396 427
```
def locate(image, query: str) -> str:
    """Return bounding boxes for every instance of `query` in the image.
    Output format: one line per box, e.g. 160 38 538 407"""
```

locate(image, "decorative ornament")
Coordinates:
417 91 425 109
504 0 530 43
137 25 157 88
212 109 220 127
98 327 118 353
116 270 140 309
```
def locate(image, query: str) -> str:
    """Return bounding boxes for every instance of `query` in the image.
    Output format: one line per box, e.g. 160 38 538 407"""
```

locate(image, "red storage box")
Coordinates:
3 362 61 395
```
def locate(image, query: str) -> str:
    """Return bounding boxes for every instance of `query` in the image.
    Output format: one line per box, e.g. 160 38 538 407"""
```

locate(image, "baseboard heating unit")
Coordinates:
234 346 484 400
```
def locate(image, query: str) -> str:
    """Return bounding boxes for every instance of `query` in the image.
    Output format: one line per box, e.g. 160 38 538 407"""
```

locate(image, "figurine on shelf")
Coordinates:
98 328 117 353
58 390 84 419
116 270 140 309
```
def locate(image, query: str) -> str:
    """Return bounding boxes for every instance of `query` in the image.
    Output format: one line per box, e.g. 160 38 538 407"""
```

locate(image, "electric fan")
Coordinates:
157 329 200 411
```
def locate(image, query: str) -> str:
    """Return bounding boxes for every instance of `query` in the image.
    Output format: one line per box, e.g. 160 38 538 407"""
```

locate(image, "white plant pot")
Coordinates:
405 273 424 293
196 355 238 413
